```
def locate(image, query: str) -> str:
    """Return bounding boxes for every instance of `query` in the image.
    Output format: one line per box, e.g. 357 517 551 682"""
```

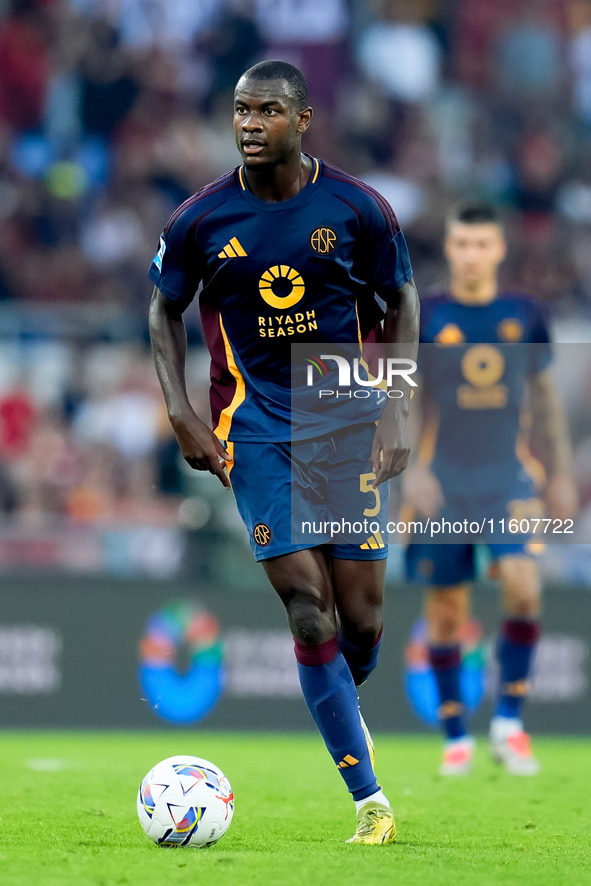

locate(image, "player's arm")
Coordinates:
371 277 420 486
528 369 578 520
400 380 445 519
149 286 231 488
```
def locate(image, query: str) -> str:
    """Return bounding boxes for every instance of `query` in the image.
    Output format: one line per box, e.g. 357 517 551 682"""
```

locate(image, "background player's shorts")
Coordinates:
405 475 543 586
405 540 535 586
227 423 389 562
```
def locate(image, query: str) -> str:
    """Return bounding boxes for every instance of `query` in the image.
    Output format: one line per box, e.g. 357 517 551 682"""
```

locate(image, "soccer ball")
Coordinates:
137 755 234 847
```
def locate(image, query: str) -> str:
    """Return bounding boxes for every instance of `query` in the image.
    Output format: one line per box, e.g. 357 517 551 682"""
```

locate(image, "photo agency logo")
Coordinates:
305 353 417 400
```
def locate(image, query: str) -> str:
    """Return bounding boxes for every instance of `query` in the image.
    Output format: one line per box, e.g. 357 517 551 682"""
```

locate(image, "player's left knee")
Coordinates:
499 557 540 616
338 599 383 647
504 592 540 618
342 622 382 650
503 580 540 617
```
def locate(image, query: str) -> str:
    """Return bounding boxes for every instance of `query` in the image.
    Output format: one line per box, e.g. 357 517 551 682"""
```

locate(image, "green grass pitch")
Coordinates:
0 732 589 886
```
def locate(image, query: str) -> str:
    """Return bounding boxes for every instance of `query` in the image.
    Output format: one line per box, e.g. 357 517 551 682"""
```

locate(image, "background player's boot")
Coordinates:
347 802 396 845
489 716 540 775
439 735 475 776
358 708 375 770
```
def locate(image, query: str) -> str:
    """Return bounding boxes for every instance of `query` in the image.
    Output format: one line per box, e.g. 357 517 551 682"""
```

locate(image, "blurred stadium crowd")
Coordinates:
1 0 591 576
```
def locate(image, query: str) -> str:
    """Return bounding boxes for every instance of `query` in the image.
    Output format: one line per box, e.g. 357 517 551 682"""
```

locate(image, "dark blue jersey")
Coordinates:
418 290 552 496
148 157 413 442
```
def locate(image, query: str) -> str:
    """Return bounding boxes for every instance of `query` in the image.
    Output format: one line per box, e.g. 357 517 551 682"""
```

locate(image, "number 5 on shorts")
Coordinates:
360 472 381 517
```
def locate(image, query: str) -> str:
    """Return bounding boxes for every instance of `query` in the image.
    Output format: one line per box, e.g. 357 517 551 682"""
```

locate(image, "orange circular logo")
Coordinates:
253 523 272 546
498 318 524 342
461 344 505 387
310 227 337 255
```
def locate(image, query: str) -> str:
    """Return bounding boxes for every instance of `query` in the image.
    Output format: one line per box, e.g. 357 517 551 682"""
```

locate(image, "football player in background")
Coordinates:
403 205 577 775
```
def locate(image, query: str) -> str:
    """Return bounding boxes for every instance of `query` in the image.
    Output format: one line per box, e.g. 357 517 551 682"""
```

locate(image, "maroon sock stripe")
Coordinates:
294 636 339 666
372 628 383 648
428 645 462 670
502 619 540 646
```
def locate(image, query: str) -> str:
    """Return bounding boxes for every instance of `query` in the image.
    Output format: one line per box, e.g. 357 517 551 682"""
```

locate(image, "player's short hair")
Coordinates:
238 60 309 110
446 203 503 230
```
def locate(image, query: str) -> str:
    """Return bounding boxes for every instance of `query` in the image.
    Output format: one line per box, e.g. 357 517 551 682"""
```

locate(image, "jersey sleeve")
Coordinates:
527 300 552 375
360 194 414 300
148 212 202 308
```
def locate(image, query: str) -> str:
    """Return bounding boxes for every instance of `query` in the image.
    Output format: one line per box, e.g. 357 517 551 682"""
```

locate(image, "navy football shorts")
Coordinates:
226 423 390 562
405 476 543 586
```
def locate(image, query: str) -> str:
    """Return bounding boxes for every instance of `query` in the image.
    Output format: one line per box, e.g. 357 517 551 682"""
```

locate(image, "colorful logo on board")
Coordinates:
403 618 486 727
139 601 224 724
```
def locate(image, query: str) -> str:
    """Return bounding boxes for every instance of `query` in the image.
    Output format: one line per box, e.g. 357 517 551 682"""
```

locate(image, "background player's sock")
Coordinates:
429 643 468 740
495 618 540 720
338 629 382 686
294 637 379 801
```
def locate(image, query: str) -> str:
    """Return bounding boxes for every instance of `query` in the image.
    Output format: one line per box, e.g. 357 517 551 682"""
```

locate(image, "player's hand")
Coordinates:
170 411 232 489
545 473 578 521
371 413 411 486
401 462 445 519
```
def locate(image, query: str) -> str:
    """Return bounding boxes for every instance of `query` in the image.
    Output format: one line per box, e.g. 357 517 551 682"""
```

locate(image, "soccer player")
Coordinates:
148 60 419 843
403 204 577 776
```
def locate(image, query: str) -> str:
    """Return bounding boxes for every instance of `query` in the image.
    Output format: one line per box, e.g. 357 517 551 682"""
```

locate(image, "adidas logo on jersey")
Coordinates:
218 237 247 259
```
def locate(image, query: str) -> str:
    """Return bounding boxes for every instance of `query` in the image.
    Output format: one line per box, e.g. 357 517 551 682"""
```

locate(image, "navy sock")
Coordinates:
429 644 468 740
294 637 379 801
338 629 383 686
495 619 540 719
